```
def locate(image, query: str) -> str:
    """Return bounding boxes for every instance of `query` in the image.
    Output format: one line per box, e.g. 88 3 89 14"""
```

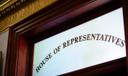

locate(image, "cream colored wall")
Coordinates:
0 31 9 76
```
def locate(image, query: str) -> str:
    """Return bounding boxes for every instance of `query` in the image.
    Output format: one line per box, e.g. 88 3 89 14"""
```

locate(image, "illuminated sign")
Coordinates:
33 8 126 76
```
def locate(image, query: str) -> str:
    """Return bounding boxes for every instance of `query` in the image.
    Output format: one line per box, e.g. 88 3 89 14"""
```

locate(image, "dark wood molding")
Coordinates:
123 0 128 74
5 28 34 76
4 0 127 76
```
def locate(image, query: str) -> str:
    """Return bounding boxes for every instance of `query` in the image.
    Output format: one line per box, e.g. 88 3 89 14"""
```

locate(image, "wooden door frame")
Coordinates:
4 0 128 76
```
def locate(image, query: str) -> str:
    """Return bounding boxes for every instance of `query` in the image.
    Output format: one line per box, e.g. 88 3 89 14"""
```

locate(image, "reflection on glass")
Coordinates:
33 8 126 76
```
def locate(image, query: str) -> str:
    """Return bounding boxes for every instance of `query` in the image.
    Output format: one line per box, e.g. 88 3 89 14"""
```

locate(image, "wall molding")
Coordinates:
0 0 25 17
0 0 57 33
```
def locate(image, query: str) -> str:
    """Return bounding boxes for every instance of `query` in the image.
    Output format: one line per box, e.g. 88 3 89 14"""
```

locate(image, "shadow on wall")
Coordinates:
0 51 3 76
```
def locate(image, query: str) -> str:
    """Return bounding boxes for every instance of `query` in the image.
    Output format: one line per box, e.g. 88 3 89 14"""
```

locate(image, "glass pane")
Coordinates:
33 8 126 76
